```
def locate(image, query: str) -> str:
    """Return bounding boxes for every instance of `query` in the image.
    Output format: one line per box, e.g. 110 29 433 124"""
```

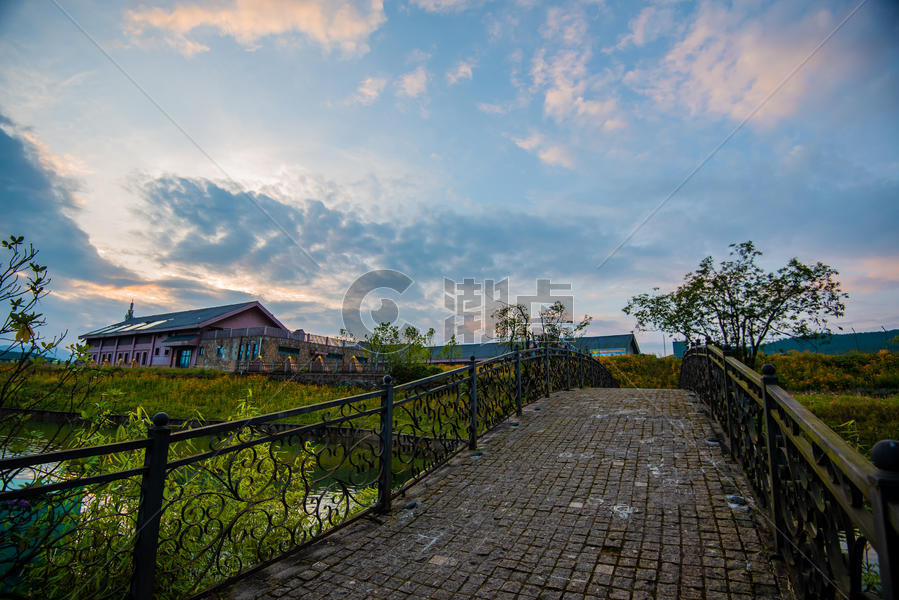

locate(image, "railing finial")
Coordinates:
761 363 778 385
151 412 169 428
872 440 899 472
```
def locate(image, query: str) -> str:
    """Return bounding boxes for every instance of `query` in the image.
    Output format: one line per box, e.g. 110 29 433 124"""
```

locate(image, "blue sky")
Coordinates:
1 0 897 356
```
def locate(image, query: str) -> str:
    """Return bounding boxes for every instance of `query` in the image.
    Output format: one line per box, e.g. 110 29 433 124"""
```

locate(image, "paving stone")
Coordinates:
216 389 785 600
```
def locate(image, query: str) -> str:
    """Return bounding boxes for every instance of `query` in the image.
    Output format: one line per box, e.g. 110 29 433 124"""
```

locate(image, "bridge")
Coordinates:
0 347 896 599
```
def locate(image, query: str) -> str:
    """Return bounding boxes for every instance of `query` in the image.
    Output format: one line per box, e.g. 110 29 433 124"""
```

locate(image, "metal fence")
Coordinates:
0 347 616 599
680 345 899 600
200 327 359 348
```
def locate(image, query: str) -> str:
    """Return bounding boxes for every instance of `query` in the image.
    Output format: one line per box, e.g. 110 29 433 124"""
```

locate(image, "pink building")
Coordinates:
80 301 361 371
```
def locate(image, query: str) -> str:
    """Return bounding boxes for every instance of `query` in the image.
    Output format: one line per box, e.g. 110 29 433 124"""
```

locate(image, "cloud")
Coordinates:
125 0 387 56
530 48 624 130
624 2 865 125
409 0 476 13
0 118 134 285
541 5 589 47
511 133 575 169
446 60 474 85
611 5 677 51
396 66 429 98
352 76 387 105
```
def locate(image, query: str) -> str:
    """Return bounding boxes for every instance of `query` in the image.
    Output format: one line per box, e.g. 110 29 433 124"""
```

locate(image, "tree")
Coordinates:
0 235 95 452
623 241 847 366
537 300 593 347
439 333 461 361
362 322 441 382
492 303 534 350
493 301 592 351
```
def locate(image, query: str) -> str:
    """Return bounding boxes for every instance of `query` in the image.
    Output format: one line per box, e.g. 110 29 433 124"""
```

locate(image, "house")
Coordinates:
79 301 362 371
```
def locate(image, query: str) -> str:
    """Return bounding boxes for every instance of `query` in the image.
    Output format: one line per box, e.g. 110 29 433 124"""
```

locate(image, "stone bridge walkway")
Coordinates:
220 388 787 600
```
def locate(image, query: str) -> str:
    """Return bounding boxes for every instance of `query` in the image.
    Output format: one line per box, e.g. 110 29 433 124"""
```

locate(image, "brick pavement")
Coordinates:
219 388 787 600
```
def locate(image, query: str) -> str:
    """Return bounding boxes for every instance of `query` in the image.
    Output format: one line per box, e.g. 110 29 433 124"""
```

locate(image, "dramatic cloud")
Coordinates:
0 119 132 285
352 76 387 105
446 60 474 85
396 66 429 98
126 0 387 56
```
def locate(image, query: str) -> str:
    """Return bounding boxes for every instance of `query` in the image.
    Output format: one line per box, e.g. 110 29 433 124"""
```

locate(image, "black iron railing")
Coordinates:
0 347 616 599
680 345 899 600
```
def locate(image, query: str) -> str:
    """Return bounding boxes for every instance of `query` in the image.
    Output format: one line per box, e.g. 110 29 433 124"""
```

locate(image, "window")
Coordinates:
216 345 223 357
199 347 205 356
237 344 242 361
164 349 169 356
123 353 129 363
154 348 160 356
278 346 300 355
251 343 258 358
142 352 147 365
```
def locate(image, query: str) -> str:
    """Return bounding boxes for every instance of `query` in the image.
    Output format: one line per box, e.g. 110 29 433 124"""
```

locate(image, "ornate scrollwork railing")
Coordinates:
0 347 617 599
680 345 899 600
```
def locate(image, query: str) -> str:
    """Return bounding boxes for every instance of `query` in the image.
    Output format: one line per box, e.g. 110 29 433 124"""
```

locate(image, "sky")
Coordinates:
1 0 897 357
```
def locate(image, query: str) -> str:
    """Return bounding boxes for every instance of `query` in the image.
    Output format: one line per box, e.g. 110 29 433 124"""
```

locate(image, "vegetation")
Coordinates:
4 364 365 421
5 397 378 599
624 241 847 366
598 354 681 389
493 300 592 350
759 350 899 393
0 235 98 452
361 322 442 384
793 392 899 460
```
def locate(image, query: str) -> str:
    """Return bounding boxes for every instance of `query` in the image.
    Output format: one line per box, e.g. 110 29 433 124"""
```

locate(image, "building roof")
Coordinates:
80 301 287 339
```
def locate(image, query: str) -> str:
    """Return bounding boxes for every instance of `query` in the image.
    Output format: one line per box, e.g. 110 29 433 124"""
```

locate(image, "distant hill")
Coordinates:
672 328 898 357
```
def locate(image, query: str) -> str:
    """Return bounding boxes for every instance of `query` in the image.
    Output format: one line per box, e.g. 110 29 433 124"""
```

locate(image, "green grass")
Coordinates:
5 365 366 421
793 392 899 459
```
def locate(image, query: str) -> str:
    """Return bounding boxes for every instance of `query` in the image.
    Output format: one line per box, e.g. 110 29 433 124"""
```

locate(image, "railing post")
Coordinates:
514 350 522 416
722 356 735 452
564 350 572 391
761 364 785 552
131 412 171 600
544 344 550 398
468 356 478 450
377 375 394 513
871 440 899 599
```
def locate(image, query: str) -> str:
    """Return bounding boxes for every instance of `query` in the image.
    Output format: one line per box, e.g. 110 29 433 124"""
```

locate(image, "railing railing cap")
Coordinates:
872 440 899 472
151 412 169 428
382 374 392 387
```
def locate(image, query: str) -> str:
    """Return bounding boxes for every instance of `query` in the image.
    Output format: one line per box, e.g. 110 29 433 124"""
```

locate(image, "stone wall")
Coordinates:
194 334 371 373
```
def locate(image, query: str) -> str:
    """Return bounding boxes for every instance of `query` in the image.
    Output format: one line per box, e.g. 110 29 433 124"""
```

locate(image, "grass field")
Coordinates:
5 365 366 421
598 351 898 459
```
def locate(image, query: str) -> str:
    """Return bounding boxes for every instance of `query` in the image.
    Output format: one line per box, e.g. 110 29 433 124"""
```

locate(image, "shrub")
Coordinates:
599 354 681 389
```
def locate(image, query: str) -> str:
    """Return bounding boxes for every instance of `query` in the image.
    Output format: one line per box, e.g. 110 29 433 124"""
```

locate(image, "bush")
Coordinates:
598 354 681 389
759 350 899 393
388 363 444 385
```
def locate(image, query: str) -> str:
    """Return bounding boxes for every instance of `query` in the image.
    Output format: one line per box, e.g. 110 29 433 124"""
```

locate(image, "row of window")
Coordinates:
95 347 169 364
237 343 259 361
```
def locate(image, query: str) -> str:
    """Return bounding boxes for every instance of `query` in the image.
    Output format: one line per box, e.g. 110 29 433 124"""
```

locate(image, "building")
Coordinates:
428 333 641 362
79 301 363 371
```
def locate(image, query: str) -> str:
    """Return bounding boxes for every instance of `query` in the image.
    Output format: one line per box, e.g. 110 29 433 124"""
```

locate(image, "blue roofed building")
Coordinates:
428 333 640 362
